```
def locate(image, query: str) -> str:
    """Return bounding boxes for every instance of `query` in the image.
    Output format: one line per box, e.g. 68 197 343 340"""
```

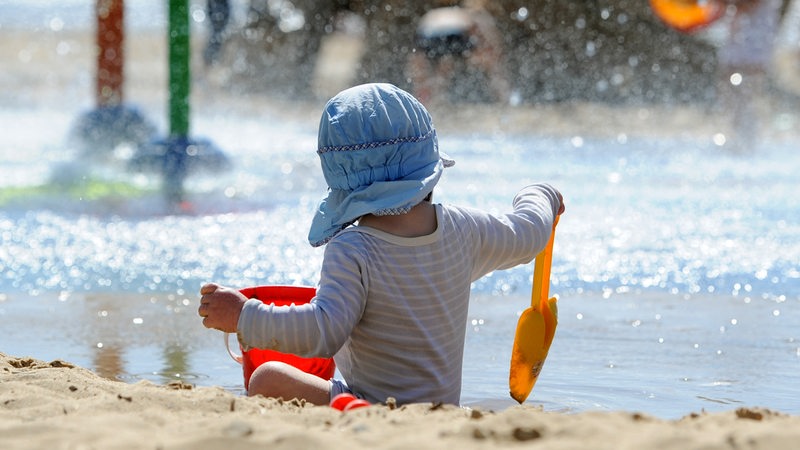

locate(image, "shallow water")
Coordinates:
1 2 799 420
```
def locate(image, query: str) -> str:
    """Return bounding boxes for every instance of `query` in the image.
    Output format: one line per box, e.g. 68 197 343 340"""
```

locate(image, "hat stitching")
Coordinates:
318 128 434 154
312 203 417 247
373 205 414 216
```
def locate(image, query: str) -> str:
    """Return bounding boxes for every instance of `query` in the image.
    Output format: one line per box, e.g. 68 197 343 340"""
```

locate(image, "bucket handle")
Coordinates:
224 333 243 364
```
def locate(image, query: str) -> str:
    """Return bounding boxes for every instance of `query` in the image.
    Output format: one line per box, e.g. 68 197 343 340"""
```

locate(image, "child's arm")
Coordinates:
467 183 563 279
236 241 367 357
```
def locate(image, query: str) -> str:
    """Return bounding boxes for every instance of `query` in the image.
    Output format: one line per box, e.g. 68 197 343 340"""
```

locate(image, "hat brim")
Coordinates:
308 158 448 247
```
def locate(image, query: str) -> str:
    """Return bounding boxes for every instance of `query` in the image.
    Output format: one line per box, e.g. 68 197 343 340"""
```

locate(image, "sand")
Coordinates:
1 352 798 450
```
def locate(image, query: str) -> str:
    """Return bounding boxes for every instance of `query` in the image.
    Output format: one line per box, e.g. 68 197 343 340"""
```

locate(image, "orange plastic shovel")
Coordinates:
509 215 559 403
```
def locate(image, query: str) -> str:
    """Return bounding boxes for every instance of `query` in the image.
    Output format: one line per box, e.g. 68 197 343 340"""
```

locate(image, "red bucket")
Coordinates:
225 286 336 390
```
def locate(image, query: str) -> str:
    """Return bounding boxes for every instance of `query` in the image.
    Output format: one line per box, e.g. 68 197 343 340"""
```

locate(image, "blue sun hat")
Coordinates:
308 83 455 247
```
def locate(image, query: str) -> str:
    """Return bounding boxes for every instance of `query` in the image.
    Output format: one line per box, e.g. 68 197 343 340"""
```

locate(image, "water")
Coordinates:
1 2 799 419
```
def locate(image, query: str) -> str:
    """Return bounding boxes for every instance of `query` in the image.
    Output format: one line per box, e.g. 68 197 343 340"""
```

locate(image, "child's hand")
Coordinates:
198 283 247 332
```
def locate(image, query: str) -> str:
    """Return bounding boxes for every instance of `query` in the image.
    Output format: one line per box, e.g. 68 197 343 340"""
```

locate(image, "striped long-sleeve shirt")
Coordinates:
236 183 561 405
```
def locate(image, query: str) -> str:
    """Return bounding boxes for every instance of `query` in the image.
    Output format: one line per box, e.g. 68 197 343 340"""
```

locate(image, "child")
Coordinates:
199 83 563 406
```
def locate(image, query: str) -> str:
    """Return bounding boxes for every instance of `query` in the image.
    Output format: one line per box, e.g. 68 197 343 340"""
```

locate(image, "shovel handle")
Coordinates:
531 215 559 308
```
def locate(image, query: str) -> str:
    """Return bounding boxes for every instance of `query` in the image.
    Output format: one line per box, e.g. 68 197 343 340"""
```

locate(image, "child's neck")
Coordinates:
357 201 437 237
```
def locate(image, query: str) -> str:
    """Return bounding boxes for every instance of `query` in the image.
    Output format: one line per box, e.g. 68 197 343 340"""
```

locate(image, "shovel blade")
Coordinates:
543 296 558 349
509 297 558 404
509 308 546 403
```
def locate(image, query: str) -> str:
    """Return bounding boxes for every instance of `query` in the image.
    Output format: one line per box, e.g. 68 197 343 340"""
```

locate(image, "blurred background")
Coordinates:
204 0 799 105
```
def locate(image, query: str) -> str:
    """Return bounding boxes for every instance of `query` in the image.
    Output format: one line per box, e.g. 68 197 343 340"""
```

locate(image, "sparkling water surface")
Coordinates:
1 2 798 419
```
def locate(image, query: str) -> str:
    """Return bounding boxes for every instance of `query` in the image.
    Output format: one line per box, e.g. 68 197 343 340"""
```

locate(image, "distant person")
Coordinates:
198 83 563 406
716 0 782 151
204 0 230 66
407 1 510 105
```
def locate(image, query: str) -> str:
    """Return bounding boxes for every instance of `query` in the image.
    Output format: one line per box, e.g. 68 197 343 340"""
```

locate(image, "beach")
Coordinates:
2 352 799 450
3 4 800 448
